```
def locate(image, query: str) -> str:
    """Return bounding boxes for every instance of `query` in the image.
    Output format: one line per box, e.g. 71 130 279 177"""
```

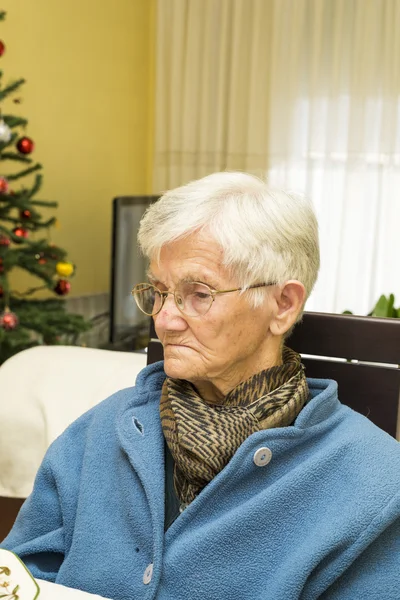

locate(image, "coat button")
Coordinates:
143 563 153 584
253 447 272 467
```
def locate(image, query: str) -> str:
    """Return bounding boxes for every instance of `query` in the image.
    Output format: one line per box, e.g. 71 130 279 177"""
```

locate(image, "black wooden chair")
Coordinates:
0 498 24 544
147 312 400 439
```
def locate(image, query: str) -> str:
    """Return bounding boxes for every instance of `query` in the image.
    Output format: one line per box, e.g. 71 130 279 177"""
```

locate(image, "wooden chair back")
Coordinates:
147 313 400 439
0 498 24 543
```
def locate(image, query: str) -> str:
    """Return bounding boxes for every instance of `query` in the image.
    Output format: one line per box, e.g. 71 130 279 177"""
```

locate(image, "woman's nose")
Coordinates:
154 294 187 331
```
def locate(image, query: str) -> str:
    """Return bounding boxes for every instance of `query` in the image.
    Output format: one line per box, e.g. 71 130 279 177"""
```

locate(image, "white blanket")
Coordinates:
0 345 147 498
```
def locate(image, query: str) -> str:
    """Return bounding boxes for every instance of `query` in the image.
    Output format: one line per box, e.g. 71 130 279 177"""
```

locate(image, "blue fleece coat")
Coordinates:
2 362 400 600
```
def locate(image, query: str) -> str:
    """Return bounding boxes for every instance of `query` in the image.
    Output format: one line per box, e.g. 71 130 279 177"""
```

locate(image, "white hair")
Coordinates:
138 172 319 315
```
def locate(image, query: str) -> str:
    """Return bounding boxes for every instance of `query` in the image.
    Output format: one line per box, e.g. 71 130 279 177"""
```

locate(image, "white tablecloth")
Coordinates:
37 579 112 600
0 549 113 600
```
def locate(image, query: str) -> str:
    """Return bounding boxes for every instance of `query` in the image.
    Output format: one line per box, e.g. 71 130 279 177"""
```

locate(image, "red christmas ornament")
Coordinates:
0 309 19 331
38 258 47 265
0 41 5 57
20 209 32 220
12 226 29 242
0 177 9 194
0 235 10 247
16 136 35 155
54 279 71 296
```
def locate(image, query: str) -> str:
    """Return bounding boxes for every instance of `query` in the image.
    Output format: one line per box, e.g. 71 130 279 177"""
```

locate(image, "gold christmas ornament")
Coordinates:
56 261 74 277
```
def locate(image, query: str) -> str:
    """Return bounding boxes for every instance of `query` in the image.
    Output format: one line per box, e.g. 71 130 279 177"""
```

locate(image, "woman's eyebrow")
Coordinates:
147 272 169 288
146 271 219 288
181 274 219 288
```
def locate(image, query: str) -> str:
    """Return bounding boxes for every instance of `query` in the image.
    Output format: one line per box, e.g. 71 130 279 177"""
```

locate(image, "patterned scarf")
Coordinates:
160 346 309 505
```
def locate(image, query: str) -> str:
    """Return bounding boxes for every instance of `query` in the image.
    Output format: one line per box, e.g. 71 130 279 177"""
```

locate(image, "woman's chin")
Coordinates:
164 355 204 381
163 356 187 379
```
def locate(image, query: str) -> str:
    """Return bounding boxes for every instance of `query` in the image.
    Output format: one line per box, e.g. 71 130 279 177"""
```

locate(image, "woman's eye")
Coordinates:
194 291 210 300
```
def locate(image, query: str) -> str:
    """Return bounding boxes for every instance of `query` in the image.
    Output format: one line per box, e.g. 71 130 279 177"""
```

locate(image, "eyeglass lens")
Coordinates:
133 282 213 316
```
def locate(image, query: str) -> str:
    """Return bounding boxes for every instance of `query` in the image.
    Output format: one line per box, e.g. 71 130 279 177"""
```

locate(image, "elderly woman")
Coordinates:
2 172 399 600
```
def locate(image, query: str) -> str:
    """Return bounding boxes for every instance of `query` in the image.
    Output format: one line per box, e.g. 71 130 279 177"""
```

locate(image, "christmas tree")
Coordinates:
0 10 90 364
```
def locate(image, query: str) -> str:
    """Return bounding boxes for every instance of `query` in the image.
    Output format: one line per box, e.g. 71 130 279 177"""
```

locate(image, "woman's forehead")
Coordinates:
148 236 232 287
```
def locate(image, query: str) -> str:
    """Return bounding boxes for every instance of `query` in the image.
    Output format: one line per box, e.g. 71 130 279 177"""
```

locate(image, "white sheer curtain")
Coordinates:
266 0 400 315
153 0 273 190
153 0 400 315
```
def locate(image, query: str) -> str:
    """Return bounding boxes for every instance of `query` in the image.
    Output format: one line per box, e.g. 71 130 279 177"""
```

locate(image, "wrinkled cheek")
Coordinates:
226 324 244 348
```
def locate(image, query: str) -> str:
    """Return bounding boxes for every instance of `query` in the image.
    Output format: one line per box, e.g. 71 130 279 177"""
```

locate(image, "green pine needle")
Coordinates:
5 163 42 180
27 173 43 197
30 199 58 208
3 115 29 128
0 78 26 100
0 152 32 163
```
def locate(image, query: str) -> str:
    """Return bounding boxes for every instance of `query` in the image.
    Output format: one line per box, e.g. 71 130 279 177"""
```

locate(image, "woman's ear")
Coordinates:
269 280 306 336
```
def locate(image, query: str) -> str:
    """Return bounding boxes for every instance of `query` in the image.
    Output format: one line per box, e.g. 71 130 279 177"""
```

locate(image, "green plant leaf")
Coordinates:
371 294 389 317
387 294 395 316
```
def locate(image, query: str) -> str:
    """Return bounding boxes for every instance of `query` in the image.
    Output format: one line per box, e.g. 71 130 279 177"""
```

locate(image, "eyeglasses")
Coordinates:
131 281 276 318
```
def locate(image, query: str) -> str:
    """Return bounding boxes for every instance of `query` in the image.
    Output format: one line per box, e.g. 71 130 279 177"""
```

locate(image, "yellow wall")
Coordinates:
1 0 155 296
